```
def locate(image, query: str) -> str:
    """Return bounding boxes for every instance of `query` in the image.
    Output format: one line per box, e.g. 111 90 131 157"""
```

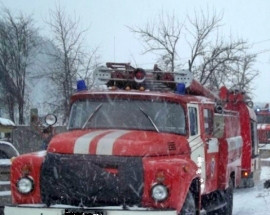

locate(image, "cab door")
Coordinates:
187 103 207 193
203 107 219 193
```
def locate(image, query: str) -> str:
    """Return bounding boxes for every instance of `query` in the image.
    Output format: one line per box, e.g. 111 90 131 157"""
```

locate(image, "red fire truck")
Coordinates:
219 87 260 188
5 63 260 215
256 104 270 144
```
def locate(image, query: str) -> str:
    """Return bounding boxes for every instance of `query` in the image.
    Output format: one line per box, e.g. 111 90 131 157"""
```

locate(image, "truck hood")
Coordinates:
48 129 190 156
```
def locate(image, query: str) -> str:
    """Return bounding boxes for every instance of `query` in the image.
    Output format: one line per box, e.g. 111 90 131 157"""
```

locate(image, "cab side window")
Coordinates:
204 109 213 135
250 120 258 157
189 107 198 136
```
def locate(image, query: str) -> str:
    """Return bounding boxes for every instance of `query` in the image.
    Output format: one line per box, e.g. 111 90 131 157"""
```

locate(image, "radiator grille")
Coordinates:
40 153 143 207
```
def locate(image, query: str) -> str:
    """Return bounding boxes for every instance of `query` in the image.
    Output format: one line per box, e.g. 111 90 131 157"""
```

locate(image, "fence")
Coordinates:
12 125 66 154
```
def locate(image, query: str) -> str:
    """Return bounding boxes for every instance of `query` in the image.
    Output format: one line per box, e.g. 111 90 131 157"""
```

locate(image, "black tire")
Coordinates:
0 206 3 215
219 178 234 215
179 191 196 215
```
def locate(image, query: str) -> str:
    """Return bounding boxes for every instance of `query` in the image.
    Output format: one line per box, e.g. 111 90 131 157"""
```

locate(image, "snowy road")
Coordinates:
233 166 270 215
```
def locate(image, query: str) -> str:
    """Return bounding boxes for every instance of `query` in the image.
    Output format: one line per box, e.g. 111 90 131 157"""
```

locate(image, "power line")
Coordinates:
254 49 270 55
251 39 270 46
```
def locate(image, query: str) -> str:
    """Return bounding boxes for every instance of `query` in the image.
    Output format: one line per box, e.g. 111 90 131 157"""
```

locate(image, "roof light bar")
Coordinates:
174 69 193 87
93 63 193 91
93 66 112 85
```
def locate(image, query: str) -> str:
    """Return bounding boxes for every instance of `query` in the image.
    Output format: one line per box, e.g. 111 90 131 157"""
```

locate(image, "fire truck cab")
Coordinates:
256 104 270 144
5 63 260 215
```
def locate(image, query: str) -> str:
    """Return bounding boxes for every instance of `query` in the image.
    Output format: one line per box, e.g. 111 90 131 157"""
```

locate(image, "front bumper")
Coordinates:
4 205 177 215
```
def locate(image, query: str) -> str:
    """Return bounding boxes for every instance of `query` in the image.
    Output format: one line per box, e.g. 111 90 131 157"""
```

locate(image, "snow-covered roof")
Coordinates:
0 117 15 127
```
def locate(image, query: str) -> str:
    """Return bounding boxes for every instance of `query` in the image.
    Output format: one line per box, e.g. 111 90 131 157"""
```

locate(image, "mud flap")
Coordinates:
201 191 227 214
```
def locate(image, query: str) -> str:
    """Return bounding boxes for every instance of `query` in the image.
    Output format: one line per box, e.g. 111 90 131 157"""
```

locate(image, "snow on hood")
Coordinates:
48 129 190 157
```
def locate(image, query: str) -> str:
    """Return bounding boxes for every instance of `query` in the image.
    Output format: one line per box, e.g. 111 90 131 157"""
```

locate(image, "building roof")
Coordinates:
0 117 15 127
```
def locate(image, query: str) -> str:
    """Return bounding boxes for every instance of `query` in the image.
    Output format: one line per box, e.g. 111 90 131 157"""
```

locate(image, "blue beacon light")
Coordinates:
176 83 186 95
77 80 88 91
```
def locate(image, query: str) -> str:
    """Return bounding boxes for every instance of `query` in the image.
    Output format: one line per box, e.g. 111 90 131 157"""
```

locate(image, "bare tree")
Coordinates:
129 13 183 72
187 10 222 73
193 40 249 87
0 9 38 124
0 83 15 121
186 11 258 92
77 47 100 88
225 54 258 94
45 5 98 124
130 10 258 94
185 10 259 95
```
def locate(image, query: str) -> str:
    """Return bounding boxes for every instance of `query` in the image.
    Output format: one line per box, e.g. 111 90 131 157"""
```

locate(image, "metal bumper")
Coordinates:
4 206 177 215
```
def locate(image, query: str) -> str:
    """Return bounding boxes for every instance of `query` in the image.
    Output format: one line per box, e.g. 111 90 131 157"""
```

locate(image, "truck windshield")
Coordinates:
68 99 186 135
257 115 270 124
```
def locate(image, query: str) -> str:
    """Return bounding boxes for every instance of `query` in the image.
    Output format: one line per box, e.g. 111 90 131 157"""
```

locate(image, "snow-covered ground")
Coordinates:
233 165 270 215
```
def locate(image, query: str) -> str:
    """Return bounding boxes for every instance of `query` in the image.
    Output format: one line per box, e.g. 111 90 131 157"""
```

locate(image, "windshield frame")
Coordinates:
67 97 187 135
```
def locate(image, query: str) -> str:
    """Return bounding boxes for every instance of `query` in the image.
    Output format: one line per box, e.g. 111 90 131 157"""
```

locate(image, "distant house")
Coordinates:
0 117 15 140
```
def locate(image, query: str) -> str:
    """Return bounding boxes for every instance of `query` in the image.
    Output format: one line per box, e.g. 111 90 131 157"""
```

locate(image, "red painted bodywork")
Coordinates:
257 110 270 143
220 87 259 183
217 114 242 190
10 151 46 204
142 156 197 211
9 81 258 213
48 129 190 157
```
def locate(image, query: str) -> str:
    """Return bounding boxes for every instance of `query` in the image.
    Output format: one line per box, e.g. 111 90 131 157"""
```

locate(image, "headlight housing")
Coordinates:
17 177 34 194
151 184 168 202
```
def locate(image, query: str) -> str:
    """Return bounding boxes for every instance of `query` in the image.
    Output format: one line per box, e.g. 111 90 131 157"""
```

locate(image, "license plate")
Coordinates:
65 209 105 215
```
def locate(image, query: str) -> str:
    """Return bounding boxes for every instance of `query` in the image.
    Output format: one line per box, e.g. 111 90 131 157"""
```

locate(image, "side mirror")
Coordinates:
45 114 57 126
213 114 225 138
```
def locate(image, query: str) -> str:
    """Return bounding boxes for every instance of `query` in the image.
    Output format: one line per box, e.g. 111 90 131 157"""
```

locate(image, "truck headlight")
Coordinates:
17 177 34 194
151 184 168 202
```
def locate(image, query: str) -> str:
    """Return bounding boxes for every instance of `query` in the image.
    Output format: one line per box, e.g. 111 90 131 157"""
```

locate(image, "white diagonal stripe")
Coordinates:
74 130 108 154
96 130 130 155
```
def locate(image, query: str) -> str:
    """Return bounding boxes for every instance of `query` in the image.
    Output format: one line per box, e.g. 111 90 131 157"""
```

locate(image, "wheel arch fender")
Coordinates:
142 156 199 211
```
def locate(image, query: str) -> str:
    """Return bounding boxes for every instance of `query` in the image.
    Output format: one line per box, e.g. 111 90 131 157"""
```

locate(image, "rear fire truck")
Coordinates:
256 104 270 144
5 63 260 215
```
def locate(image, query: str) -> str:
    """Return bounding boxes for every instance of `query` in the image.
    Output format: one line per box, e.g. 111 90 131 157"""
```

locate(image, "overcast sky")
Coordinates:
2 0 270 103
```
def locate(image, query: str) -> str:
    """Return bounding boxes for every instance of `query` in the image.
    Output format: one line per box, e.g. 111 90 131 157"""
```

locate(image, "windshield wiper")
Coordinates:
138 106 160 133
82 103 103 129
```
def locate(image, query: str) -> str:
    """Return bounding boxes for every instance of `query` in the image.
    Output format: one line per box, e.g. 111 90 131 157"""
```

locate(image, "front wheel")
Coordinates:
179 191 196 215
